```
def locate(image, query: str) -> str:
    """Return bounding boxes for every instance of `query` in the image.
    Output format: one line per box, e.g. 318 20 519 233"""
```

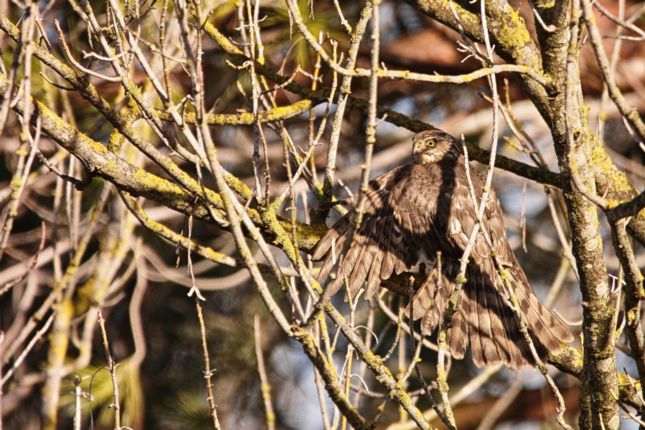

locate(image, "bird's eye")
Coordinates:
427 141 436 148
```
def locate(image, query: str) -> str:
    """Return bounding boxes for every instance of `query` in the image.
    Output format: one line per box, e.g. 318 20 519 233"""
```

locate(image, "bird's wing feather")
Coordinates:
313 164 439 298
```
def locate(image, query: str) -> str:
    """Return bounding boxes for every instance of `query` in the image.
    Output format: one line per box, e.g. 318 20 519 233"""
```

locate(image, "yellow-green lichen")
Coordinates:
496 8 531 55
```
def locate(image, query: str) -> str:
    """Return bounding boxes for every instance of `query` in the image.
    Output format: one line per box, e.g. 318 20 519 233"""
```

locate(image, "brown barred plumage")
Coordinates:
313 129 573 369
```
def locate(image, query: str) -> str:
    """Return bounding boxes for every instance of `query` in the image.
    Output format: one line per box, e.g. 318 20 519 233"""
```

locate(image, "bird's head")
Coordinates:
411 129 460 164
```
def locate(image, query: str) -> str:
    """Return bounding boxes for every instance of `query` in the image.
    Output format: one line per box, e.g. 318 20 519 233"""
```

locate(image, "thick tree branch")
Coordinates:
607 190 645 222
548 345 643 410
561 2 618 426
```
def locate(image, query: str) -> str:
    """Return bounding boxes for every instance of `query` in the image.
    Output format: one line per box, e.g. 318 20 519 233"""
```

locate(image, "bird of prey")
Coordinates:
313 129 573 369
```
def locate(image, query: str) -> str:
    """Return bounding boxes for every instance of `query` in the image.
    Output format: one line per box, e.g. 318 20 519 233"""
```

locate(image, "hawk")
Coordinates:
313 129 573 369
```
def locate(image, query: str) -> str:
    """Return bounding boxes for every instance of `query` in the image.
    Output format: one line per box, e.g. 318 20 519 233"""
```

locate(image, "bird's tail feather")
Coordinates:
410 261 572 369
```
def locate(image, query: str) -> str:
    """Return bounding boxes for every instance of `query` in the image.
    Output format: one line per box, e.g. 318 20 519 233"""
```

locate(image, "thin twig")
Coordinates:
195 299 222 430
254 315 276 430
97 310 122 430
580 0 645 142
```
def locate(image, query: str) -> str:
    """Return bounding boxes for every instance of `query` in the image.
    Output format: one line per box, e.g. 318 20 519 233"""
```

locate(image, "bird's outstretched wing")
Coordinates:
312 163 439 300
